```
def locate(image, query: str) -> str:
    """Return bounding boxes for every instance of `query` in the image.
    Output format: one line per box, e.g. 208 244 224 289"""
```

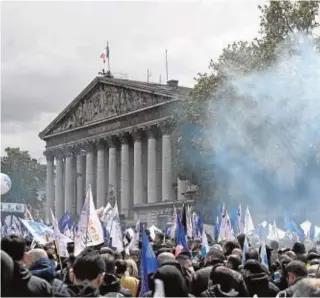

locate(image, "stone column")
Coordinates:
133 130 143 205
161 122 173 201
64 148 75 214
76 148 85 215
120 133 130 215
147 127 157 203
177 178 188 200
96 140 106 208
55 150 64 220
107 136 117 196
45 151 55 223
85 142 95 192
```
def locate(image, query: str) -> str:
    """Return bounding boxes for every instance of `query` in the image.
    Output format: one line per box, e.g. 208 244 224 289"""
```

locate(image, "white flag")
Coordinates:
201 228 209 256
110 202 123 252
218 205 235 241
129 219 140 251
186 205 193 238
50 209 71 258
74 185 104 256
244 206 255 235
267 220 279 242
101 202 113 224
237 204 244 234
170 205 177 239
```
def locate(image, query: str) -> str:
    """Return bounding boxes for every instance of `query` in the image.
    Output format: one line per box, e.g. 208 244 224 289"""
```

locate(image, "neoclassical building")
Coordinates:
40 75 196 226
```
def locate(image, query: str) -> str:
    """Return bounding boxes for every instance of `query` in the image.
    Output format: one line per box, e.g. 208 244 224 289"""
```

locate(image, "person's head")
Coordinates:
285 250 297 260
153 264 189 297
157 252 175 266
237 234 245 250
70 249 105 288
232 248 243 259
1 250 14 297
223 241 240 257
176 252 193 272
245 248 259 261
243 259 265 274
209 264 243 294
115 259 127 276
101 253 115 274
100 247 114 256
125 258 138 278
206 248 225 266
24 248 48 268
292 242 306 255
286 260 308 286
227 254 241 271
1 235 26 262
155 232 164 244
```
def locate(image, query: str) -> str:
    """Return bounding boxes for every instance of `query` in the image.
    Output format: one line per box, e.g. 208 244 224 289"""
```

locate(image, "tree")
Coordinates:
175 1 320 218
1 147 46 209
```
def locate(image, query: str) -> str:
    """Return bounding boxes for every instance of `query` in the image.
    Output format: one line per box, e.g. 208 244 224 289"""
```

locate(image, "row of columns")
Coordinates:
45 123 174 221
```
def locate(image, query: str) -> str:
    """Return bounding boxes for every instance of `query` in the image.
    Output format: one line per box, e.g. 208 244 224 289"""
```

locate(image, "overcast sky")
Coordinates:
1 0 264 162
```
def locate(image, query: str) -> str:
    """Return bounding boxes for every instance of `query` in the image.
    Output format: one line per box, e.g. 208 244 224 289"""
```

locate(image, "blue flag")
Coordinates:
139 228 158 296
242 236 249 265
59 212 73 232
175 214 189 256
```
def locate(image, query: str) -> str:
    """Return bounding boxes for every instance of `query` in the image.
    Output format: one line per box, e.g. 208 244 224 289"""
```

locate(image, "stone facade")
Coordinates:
40 76 194 227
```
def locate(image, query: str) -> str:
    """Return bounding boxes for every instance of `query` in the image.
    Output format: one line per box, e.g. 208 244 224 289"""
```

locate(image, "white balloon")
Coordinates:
1 173 12 195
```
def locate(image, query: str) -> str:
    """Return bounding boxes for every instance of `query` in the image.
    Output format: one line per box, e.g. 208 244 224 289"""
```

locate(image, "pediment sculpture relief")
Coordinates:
49 84 169 135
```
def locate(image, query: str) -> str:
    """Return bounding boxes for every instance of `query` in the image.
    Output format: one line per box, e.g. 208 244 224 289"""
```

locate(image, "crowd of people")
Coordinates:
1 231 320 297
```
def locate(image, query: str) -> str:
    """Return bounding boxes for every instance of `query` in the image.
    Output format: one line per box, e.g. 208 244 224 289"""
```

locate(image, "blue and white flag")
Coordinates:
201 228 209 257
260 242 269 270
20 218 54 244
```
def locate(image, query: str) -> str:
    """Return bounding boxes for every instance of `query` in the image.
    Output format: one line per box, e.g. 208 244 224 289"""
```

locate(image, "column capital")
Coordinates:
64 146 76 157
96 138 106 150
106 135 117 148
145 126 157 138
83 140 96 152
75 144 86 156
118 132 129 144
54 148 65 159
158 119 175 135
132 128 143 141
43 150 54 160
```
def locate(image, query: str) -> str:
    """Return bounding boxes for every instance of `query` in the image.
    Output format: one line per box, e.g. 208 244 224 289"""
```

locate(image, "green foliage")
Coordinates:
176 0 320 189
1 147 45 208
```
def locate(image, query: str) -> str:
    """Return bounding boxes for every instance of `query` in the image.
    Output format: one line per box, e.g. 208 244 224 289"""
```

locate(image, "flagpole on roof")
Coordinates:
106 41 111 75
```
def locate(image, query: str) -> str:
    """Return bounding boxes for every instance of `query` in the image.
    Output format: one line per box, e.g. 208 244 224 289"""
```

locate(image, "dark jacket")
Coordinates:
7 262 52 297
29 258 69 296
100 274 131 297
276 278 305 298
63 284 101 297
200 284 241 297
244 272 280 297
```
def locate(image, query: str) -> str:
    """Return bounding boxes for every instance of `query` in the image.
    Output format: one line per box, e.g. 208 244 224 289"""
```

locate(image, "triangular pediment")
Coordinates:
40 77 186 139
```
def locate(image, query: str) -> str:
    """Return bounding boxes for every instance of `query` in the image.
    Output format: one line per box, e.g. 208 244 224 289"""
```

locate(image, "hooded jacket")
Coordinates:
100 274 131 297
152 264 190 297
29 258 69 296
201 265 249 297
7 261 52 297
63 284 101 297
244 271 280 297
